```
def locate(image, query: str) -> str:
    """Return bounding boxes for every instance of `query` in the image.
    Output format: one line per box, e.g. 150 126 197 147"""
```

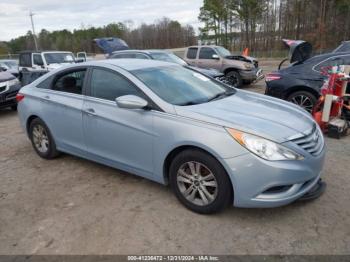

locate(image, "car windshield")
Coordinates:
44 53 75 65
150 52 188 66
215 46 231 57
4 61 18 68
132 65 235 106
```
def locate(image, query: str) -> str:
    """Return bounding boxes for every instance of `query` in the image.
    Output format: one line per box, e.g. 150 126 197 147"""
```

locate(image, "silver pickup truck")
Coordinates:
184 45 263 87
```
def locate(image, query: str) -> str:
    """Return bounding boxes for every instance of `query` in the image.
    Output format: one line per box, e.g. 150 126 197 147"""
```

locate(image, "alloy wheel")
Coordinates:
176 161 218 206
290 94 314 113
227 75 238 86
32 124 49 153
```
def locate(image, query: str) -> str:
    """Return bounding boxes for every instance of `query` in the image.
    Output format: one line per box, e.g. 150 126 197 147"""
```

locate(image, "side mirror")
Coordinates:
116 95 148 110
212 54 220 60
0 66 7 71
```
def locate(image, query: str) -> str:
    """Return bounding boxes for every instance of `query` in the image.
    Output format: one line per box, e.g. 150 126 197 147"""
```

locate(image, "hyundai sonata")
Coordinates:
17 59 326 214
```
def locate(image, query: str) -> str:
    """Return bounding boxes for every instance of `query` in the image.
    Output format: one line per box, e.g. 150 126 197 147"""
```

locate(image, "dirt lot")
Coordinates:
0 60 349 255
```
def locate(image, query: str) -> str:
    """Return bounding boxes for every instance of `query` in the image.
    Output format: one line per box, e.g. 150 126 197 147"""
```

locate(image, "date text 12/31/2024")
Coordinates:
127 255 219 261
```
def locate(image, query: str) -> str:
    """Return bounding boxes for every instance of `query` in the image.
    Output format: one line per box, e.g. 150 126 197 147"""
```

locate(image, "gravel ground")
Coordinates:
0 60 349 255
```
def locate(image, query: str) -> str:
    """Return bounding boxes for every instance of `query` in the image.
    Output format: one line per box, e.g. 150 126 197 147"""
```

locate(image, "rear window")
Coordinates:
186 48 198 59
110 53 136 59
110 53 150 59
314 56 350 72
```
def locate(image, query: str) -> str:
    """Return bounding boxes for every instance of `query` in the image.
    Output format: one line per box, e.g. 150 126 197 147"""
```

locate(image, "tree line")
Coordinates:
1 17 196 55
199 0 350 54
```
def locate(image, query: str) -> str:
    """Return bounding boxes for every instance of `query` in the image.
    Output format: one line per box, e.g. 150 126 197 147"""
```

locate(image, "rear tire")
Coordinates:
169 149 233 214
29 118 60 159
287 90 317 113
226 70 243 88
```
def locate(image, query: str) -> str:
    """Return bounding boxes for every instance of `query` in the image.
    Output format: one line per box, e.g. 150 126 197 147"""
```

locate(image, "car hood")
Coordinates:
174 90 314 143
0 71 15 82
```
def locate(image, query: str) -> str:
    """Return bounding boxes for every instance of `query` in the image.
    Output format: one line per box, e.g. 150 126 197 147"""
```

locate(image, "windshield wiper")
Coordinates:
207 90 235 102
179 101 201 106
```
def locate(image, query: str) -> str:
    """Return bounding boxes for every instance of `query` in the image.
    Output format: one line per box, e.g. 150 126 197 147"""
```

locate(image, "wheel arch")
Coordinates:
284 85 320 100
26 115 40 135
162 145 235 192
223 67 239 75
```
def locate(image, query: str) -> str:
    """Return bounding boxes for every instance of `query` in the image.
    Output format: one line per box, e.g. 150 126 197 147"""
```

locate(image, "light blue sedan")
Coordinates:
17 59 326 213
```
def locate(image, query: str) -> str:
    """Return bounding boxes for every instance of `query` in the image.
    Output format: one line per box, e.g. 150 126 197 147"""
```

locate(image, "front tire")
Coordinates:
287 90 317 113
29 118 60 159
226 70 243 88
169 149 233 214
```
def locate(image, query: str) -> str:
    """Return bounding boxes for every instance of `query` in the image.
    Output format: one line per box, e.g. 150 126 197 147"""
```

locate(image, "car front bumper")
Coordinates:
221 145 326 208
0 83 21 109
240 68 264 82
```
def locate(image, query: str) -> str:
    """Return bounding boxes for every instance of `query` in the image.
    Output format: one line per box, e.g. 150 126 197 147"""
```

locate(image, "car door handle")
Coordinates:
84 108 96 116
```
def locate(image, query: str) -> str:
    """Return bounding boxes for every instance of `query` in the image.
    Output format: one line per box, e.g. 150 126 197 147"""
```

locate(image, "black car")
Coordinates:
265 40 350 112
0 68 21 110
109 49 230 85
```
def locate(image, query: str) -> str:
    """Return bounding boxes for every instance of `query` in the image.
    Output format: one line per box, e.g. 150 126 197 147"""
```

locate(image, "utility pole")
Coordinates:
29 11 38 51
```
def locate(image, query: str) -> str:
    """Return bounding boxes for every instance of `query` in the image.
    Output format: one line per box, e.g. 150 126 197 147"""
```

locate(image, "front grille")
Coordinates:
5 91 18 100
291 125 324 156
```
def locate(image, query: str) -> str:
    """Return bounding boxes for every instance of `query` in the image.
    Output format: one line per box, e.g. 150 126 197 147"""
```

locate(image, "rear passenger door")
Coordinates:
37 67 88 153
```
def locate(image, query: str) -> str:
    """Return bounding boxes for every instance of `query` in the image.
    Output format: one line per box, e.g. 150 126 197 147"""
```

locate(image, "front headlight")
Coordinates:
244 62 253 69
226 128 304 161
7 78 19 87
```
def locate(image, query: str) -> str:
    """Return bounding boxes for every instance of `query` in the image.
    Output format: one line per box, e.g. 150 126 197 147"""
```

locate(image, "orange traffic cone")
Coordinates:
242 48 249 56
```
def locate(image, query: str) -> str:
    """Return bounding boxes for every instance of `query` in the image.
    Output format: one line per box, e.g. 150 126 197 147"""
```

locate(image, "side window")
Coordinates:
52 69 86 94
90 68 144 101
37 76 53 89
186 48 198 59
199 47 216 59
33 54 44 66
343 55 350 65
19 53 32 67
314 56 347 72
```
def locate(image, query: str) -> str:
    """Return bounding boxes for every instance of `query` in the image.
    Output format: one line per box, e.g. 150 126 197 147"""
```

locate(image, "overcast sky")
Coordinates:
0 0 203 41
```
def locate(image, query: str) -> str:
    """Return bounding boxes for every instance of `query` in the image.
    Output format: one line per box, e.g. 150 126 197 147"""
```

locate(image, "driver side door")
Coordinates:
197 47 222 71
83 67 155 178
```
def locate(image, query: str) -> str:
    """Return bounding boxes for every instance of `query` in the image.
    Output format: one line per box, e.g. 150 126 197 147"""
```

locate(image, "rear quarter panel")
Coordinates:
17 85 45 135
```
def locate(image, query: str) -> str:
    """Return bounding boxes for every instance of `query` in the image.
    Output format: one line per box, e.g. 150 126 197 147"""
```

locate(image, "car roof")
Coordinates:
19 50 73 54
86 58 179 71
188 45 218 48
111 49 171 55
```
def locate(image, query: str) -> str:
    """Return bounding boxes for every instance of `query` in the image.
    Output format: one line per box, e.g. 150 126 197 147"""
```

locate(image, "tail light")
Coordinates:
266 73 282 82
16 93 25 102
